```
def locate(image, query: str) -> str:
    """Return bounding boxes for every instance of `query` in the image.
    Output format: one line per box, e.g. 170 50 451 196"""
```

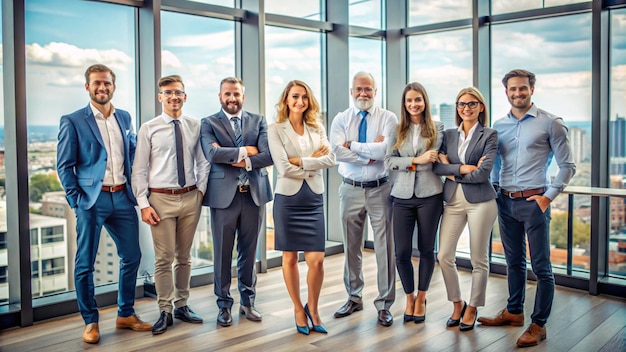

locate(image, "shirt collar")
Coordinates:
457 121 479 135
90 103 115 120
507 103 537 121
160 112 185 124
222 109 242 119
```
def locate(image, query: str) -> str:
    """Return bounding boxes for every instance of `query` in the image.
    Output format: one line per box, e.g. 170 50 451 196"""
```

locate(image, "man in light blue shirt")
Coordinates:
479 69 575 348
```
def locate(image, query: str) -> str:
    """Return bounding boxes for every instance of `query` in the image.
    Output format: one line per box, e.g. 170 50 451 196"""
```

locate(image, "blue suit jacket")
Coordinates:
200 110 273 209
57 104 137 210
432 124 498 203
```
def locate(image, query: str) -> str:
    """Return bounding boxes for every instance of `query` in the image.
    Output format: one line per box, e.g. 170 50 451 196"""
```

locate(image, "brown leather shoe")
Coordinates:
516 323 547 347
477 308 524 326
116 314 153 331
82 322 100 344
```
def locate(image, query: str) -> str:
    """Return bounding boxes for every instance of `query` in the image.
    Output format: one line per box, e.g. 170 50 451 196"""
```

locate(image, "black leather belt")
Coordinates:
501 187 545 199
342 176 388 188
238 185 250 192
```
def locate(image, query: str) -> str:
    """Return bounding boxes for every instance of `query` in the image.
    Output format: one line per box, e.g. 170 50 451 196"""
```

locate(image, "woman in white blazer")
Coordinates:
385 82 443 324
268 80 335 335
432 87 498 331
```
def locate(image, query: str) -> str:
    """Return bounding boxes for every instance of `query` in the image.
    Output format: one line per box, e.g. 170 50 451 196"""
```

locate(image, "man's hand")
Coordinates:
212 142 221 148
374 135 384 143
311 145 329 158
231 160 246 168
141 207 160 226
528 195 551 213
244 146 259 156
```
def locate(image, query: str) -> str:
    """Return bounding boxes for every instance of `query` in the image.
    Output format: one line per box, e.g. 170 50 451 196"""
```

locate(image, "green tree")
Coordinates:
550 212 591 249
198 242 213 261
29 173 62 202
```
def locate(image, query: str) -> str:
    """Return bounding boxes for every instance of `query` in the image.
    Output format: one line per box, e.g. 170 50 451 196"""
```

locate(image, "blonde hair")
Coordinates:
394 82 437 150
275 80 321 130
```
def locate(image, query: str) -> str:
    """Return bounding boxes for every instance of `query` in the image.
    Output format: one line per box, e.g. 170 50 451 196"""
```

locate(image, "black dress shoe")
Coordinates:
152 311 173 335
174 305 203 324
239 306 262 322
217 308 232 327
446 301 467 327
334 300 363 318
377 309 393 327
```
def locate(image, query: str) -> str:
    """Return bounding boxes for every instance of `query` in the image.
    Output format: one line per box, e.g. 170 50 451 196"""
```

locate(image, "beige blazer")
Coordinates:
268 120 336 196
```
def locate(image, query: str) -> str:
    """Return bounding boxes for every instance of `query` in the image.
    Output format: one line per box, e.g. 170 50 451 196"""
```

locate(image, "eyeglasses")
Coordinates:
353 87 374 94
456 101 481 109
160 90 185 98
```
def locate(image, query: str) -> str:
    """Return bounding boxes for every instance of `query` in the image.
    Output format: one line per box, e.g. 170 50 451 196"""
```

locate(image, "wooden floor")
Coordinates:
1 251 625 352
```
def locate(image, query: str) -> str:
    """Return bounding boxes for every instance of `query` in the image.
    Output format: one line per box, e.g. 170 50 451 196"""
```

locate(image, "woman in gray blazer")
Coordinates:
432 87 498 331
268 80 335 335
385 82 443 324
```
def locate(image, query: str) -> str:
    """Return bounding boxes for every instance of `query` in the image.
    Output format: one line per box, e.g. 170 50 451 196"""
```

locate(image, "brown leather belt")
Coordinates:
501 187 545 199
101 184 126 192
149 185 197 195
238 185 250 193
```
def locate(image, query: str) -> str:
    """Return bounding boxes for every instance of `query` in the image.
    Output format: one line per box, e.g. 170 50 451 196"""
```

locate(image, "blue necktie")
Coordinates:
232 117 248 185
172 120 186 188
358 110 368 143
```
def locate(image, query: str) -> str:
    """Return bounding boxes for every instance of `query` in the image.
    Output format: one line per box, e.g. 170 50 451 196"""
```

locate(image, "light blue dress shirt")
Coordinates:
490 104 576 200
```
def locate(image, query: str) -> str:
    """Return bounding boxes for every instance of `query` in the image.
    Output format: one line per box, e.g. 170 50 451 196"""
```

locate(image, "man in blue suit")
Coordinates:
200 77 273 327
57 64 152 344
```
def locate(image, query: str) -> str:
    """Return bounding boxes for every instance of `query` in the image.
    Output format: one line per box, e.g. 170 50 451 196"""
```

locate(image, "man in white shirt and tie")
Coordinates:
329 71 398 326
132 75 210 335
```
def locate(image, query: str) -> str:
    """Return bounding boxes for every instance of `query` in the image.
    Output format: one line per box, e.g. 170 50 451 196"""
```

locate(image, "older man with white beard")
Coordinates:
329 72 398 326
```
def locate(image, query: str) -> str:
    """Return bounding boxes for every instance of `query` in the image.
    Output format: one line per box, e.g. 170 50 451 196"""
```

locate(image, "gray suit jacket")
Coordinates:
385 121 444 199
200 110 273 209
432 124 498 203
268 121 335 196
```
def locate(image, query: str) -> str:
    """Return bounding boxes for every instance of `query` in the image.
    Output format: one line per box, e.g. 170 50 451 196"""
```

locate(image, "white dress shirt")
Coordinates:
132 113 210 209
457 121 478 164
91 103 127 186
222 109 252 171
330 105 398 181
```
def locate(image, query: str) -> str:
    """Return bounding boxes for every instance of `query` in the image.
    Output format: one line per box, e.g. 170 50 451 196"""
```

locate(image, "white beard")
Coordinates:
354 97 373 111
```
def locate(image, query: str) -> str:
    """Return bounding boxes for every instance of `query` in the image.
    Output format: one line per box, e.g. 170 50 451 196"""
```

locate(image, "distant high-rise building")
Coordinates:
569 127 587 164
610 116 626 175
439 103 456 130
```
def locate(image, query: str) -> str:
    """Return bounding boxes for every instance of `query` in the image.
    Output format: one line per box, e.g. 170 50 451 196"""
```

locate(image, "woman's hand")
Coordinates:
413 150 438 165
311 145 330 158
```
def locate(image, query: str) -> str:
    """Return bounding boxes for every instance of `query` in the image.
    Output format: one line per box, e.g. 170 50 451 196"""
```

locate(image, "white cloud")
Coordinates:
26 42 132 69
161 50 182 69
168 31 237 51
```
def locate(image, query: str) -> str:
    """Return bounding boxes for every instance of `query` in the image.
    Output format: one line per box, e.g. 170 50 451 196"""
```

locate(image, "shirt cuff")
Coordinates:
245 157 252 171
137 197 150 209
238 147 247 162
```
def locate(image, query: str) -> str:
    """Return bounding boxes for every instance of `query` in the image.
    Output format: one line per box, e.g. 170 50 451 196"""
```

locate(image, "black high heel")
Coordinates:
304 304 327 334
414 299 427 324
446 301 467 327
460 308 477 331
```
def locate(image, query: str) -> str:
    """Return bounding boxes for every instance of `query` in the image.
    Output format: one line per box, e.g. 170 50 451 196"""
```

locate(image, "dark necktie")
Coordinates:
172 120 186 188
231 117 248 185
358 110 368 143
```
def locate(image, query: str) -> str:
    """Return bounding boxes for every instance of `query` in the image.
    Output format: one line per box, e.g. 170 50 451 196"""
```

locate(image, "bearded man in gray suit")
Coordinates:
200 77 273 327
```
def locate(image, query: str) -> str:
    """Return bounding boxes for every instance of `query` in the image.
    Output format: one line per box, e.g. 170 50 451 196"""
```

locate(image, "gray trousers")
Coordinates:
338 182 395 311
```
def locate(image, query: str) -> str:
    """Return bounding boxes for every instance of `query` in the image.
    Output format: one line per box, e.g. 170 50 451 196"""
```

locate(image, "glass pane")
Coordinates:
408 28 472 252
188 0 233 6
407 0 472 27
492 0 590 15
491 13 592 267
161 11 235 268
265 25 322 254
349 0 382 29
349 37 384 110
609 9 626 279
265 0 321 21
0 4 6 305
25 0 137 299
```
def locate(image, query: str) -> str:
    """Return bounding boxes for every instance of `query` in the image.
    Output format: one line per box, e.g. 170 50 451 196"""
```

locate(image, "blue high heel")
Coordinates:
304 304 328 334
296 323 310 335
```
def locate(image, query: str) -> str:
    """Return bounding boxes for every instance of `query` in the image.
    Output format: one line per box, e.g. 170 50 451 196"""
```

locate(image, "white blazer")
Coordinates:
268 120 336 196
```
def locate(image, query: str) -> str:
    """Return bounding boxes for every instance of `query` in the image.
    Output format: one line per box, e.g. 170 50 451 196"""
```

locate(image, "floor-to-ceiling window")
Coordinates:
24 0 138 298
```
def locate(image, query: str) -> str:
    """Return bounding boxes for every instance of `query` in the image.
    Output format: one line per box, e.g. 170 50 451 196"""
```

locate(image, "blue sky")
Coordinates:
0 0 622 128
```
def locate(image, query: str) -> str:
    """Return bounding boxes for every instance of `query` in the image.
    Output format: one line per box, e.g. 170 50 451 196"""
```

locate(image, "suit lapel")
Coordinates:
84 105 105 147
281 121 302 156
465 124 484 163
447 131 461 163
218 110 237 145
